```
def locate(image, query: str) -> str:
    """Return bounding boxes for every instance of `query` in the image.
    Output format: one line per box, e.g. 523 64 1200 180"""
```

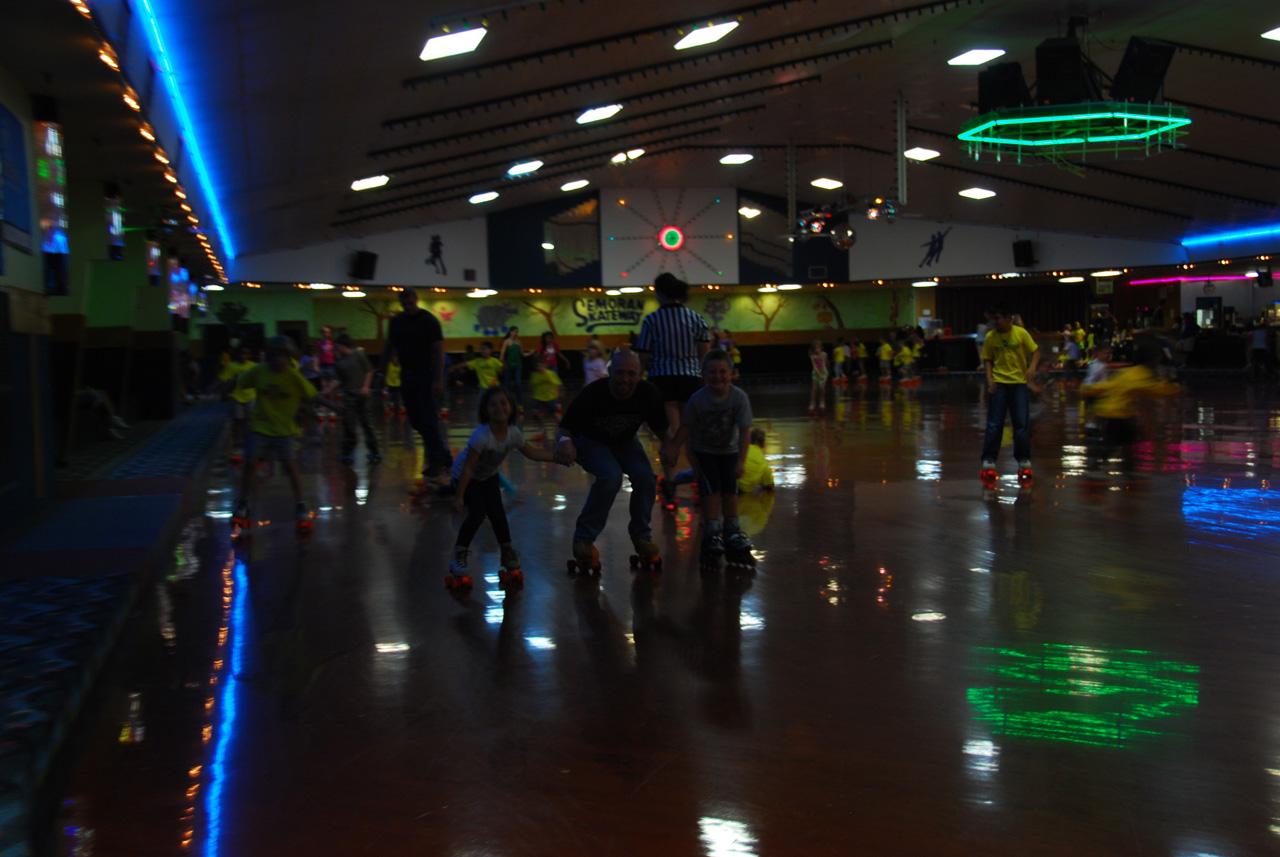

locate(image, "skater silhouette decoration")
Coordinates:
425 234 447 275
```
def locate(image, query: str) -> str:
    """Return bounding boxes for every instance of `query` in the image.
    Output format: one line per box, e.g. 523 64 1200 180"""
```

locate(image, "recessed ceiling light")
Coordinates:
606 289 622 295
205 284 224 291
541 242 555 250
308 283 336 290
738 206 761 218
1263 26 1280 41
577 104 623 124
419 27 487 62
958 187 996 199
757 285 778 292
810 178 843 190
619 286 644 293
342 290 366 298
351 175 389 191
560 179 590 191
1091 270 1122 277
719 153 754 165
674 21 740 50
507 159 544 176
912 280 937 287
469 191 499 204
466 288 498 298
1058 276 1084 283
610 152 628 164
948 49 1006 66
626 148 645 160
904 147 940 161
777 283 802 290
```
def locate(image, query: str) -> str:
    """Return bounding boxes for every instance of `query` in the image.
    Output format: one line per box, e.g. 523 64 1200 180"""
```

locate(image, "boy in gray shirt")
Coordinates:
668 349 755 566
331 333 381 463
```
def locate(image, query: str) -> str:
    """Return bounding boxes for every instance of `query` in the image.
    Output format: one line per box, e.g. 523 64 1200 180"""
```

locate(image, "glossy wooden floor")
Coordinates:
60 379 1280 857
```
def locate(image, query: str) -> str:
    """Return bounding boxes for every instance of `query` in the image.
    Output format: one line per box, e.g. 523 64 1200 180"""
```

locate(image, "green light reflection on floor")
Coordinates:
968 643 1198 748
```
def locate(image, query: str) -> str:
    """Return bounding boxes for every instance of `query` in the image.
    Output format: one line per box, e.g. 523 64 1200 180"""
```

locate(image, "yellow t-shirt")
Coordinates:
856 344 868 359
530 367 562 402
386 362 401 388
981 325 1038 385
1073 328 1086 347
833 347 845 366
234 364 317 437
1082 364 1178 419
736 444 774 493
219 360 257 403
878 343 894 362
467 356 503 389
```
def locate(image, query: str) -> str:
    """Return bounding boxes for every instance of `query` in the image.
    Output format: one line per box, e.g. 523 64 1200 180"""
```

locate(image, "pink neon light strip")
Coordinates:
1128 275 1256 285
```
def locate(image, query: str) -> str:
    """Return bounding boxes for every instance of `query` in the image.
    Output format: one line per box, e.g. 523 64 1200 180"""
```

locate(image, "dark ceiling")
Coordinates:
4 0 1280 278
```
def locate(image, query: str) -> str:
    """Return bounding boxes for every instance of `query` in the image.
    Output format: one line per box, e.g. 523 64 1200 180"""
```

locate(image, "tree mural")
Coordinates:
360 298 397 342
813 295 845 330
749 294 788 331
518 297 561 335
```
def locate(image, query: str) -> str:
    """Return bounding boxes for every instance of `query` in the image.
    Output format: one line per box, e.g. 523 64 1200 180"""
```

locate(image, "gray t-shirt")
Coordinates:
681 386 752 454
335 349 372 393
452 424 525 482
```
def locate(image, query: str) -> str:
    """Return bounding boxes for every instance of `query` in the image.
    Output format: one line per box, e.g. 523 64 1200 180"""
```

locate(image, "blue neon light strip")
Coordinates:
205 558 248 857
135 0 236 259
1182 224 1280 248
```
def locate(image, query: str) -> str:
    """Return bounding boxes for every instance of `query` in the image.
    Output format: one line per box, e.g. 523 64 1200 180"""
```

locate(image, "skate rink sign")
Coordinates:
572 296 645 332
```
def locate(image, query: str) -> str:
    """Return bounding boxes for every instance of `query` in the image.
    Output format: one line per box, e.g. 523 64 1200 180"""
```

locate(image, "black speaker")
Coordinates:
349 250 377 280
1012 240 1036 268
978 62 1030 115
1035 36 1103 104
1111 37 1175 103
1258 266 1274 288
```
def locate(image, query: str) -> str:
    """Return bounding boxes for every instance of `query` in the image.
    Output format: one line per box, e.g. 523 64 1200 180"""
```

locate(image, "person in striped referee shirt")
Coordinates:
635 273 712 505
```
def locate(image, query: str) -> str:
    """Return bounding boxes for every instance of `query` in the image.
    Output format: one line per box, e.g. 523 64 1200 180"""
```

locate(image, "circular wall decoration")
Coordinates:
658 225 684 251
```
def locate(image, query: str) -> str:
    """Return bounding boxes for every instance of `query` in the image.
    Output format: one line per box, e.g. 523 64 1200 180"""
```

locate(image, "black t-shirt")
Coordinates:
560 378 669 445
386 309 442 376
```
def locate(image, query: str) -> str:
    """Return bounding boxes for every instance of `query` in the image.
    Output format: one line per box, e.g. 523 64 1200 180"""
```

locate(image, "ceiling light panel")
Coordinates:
720 153 754 165
577 104 624 124
469 191 499 204
738 207 761 218
507 159 544 176
1263 27 1280 41
561 180 590 191
948 49 1006 66
351 175 389 191
958 187 996 199
674 21 740 51
810 178 843 189
904 147 940 161
420 27 487 62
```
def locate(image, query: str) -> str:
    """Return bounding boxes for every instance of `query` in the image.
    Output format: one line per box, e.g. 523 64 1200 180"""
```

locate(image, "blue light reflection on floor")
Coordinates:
204 558 247 857
1182 487 1280 550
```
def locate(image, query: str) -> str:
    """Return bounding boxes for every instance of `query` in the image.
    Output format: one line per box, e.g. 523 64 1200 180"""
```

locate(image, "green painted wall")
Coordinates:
206 287 915 346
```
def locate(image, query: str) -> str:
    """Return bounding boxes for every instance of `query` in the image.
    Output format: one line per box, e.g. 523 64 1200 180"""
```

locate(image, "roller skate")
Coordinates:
231 498 252 536
295 502 314 536
979 460 998 489
567 540 601 577
1017 460 1034 485
446 546 473 592
658 477 677 511
410 465 454 503
628 534 662 573
699 528 725 570
498 543 524 589
724 529 756 570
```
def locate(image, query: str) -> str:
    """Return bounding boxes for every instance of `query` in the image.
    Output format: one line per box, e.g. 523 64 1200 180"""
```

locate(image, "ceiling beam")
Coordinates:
384 39 892 129
1166 41 1280 72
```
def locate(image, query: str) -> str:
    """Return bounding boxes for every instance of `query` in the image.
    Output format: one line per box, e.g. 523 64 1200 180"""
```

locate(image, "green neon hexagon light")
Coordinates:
958 102 1190 163
968 643 1198 748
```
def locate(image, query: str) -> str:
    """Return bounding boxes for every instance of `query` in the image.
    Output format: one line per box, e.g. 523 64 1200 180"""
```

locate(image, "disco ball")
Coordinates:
830 225 856 250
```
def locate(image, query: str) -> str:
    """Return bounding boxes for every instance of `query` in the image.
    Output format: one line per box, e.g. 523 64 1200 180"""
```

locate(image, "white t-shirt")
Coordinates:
451 424 525 482
583 356 608 384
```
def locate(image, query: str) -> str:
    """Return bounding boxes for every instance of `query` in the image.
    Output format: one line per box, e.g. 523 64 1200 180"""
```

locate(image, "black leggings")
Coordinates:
456 475 511 547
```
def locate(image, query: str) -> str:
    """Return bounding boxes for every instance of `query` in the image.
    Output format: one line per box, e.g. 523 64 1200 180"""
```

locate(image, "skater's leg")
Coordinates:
355 394 379 455
981 384 1010 463
1009 384 1032 464
479 477 512 544
571 437 624 543
617 435 657 542
456 479 491 546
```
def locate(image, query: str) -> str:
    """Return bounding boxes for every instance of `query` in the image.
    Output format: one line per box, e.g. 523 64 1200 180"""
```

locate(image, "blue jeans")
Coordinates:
982 383 1031 463
504 364 523 403
572 434 656 543
400 372 451 471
